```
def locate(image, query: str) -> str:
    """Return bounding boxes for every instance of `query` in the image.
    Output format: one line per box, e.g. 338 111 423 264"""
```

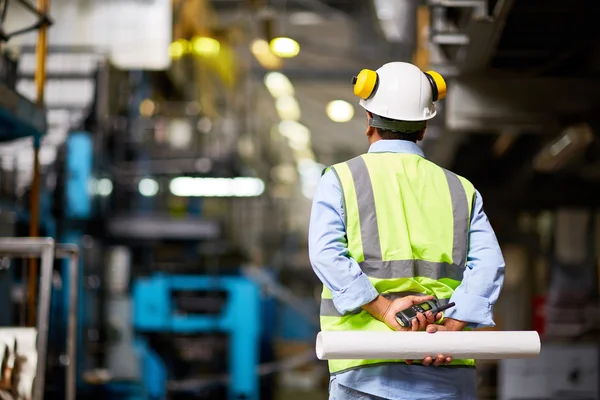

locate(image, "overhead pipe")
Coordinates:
367 0 418 62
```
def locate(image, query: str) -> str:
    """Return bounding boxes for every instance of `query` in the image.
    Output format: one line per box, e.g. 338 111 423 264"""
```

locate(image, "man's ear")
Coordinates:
366 125 377 138
365 111 375 137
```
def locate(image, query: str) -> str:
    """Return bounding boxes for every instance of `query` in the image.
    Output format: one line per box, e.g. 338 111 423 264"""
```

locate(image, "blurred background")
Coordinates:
0 0 599 399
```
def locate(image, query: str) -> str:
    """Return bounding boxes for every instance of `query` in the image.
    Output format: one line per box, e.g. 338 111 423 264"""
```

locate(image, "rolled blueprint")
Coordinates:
316 331 541 360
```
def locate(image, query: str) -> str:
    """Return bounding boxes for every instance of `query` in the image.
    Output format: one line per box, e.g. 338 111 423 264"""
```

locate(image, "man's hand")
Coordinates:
406 318 469 366
425 318 468 333
362 295 442 331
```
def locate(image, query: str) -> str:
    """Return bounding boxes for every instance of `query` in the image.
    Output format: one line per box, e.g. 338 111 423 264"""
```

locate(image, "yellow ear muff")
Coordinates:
424 70 447 101
352 69 378 100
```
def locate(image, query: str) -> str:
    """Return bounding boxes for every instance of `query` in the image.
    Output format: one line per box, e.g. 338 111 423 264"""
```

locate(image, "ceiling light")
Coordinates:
326 100 354 122
169 39 189 59
251 39 283 70
271 164 297 184
169 177 265 197
138 178 159 197
97 179 113 197
88 178 97 195
293 148 316 161
251 38 271 55
167 119 193 149
197 117 212 133
275 95 301 121
264 72 294 98
194 158 213 173
289 11 324 26
269 37 300 58
192 37 220 57
279 120 311 148
139 99 156 117
186 102 201 116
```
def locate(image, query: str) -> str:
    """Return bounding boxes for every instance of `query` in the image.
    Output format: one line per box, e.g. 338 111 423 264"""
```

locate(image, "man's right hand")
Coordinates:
362 295 441 331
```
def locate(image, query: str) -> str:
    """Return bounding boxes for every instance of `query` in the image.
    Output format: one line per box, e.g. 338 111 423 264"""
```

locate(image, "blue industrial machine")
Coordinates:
59 131 94 389
132 274 261 400
27 65 272 400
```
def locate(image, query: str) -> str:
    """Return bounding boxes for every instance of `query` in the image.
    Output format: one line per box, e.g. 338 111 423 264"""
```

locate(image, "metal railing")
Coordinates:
0 237 79 400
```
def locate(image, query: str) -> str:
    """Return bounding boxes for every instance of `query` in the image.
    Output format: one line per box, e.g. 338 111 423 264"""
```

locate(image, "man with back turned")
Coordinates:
308 62 505 399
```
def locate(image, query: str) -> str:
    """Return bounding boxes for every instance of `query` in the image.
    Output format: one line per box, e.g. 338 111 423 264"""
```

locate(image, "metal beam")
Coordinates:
18 72 96 80
18 45 98 54
445 77 600 134
454 0 515 73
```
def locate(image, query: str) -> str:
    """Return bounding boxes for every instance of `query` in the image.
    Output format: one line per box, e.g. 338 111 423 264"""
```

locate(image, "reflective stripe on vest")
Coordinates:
320 153 477 374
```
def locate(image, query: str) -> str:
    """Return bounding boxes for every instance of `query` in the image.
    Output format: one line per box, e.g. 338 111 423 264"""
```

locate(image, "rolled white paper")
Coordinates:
316 331 541 360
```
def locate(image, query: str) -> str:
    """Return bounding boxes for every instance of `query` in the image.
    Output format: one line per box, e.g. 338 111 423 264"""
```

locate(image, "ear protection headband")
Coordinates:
351 68 447 101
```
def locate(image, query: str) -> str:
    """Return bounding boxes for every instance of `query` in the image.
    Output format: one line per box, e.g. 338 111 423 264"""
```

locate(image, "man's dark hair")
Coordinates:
376 129 421 142
373 115 424 142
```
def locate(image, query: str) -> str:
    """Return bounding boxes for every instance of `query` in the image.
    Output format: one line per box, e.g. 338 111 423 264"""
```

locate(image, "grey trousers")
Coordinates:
329 380 387 400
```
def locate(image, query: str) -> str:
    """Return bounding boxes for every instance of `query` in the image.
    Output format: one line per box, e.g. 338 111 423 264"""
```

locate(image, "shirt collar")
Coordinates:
367 140 425 157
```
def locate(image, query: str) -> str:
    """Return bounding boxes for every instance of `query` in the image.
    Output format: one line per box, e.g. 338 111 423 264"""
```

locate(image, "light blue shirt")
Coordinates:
308 140 505 400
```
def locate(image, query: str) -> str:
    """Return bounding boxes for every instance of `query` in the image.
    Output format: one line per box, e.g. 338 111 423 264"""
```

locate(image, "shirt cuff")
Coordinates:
444 291 495 329
331 273 379 315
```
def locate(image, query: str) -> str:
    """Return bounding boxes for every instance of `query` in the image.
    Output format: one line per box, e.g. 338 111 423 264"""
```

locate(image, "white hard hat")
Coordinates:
352 62 447 123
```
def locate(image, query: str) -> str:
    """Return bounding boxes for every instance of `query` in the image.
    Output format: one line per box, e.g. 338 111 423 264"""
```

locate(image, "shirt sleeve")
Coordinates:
444 190 506 329
308 170 379 315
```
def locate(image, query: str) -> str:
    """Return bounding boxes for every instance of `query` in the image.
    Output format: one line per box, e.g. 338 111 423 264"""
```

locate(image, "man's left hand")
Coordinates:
405 318 468 366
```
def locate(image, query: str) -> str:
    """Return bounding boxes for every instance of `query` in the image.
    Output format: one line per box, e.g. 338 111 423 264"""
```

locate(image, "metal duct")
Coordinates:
347 0 415 62
372 0 417 46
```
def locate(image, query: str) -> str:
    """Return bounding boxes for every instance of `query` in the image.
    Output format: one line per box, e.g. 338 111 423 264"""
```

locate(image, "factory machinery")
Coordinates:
64 67 310 400
0 0 320 396
0 32 319 399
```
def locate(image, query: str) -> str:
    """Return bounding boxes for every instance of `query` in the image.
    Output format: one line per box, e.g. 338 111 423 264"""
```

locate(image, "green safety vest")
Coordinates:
320 152 477 374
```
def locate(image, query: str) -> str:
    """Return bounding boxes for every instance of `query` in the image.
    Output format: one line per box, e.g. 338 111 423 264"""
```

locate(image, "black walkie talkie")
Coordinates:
395 300 456 328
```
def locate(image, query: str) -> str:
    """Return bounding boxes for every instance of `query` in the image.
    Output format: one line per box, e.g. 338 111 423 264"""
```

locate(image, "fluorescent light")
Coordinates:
549 135 572 156
192 37 220 57
533 123 594 173
326 100 354 122
169 177 265 197
97 179 113 197
264 72 294 98
275 95 301 120
269 37 300 58
139 178 159 197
